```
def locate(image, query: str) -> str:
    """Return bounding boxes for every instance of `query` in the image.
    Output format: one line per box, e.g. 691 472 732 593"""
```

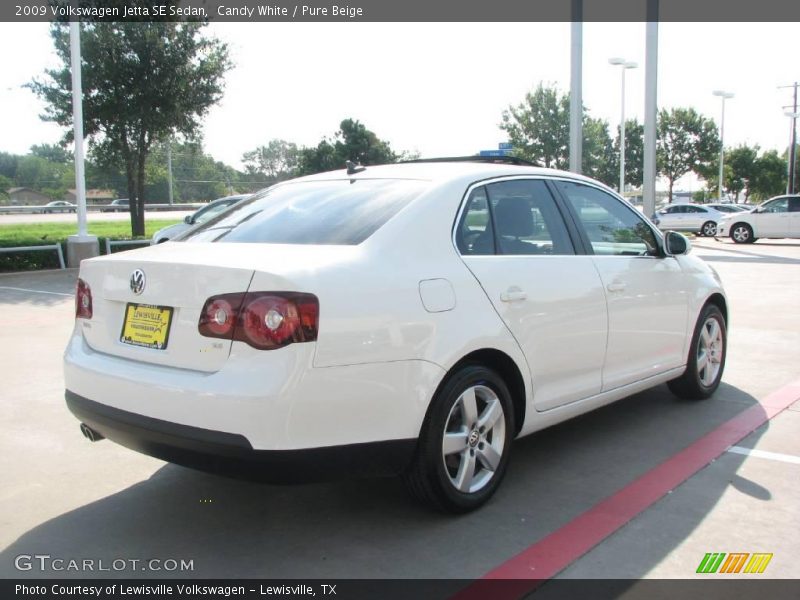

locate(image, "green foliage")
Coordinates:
0 219 179 272
750 150 787 200
30 143 71 164
242 139 299 181
609 119 644 189
657 107 721 202
500 83 615 187
28 22 231 236
295 119 399 176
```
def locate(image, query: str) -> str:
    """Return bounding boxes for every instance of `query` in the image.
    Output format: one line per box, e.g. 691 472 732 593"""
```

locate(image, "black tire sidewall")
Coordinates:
702 221 716 237
731 223 752 244
684 305 727 397
422 365 515 512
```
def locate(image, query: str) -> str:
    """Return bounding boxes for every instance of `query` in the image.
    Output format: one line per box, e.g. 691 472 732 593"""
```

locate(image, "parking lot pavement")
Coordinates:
0 239 798 584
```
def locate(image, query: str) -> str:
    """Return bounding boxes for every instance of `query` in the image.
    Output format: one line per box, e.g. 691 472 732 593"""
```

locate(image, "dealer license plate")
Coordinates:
120 303 173 350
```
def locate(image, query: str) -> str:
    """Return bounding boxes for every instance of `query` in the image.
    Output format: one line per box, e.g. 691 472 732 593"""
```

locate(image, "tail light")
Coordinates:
75 278 93 319
199 292 319 350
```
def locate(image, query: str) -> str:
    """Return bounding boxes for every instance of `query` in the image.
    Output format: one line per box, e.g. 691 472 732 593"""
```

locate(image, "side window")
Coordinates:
485 180 574 255
557 181 659 257
762 198 789 213
456 187 494 255
686 206 703 213
789 198 800 212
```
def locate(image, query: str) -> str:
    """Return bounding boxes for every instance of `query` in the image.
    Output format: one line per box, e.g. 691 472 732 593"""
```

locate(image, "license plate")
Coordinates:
120 303 174 350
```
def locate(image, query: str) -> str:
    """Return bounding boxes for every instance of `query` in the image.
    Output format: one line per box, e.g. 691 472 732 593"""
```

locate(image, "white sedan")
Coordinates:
64 160 728 512
716 195 800 243
651 203 724 237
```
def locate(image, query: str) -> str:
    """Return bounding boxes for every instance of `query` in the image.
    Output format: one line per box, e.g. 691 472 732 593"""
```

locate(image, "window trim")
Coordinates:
452 176 584 258
548 177 666 259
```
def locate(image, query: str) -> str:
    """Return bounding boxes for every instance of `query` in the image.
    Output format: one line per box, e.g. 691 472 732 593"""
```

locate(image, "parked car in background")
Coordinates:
42 201 77 214
706 203 750 214
101 199 129 213
716 195 800 243
152 194 250 243
65 158 727 512
651 203 724 236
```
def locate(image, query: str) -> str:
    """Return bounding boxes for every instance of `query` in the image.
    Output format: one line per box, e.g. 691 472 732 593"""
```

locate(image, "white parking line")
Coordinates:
727 445 800 465
0 286 72 297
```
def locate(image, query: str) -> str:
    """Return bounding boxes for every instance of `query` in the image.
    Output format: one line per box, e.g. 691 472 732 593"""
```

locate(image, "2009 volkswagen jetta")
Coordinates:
65 158 727 512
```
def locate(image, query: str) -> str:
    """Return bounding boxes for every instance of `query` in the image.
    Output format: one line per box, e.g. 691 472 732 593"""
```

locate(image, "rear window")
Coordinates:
182 179 426 245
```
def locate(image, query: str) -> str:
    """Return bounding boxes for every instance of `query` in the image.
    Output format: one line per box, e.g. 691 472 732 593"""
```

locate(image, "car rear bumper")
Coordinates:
66 390 416 482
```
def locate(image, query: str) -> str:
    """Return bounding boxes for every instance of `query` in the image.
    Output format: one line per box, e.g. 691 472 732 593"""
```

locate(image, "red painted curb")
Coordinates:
453 380 800 599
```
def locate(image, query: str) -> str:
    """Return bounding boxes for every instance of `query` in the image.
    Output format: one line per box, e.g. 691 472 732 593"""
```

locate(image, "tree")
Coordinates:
656 108 720 202
750 150 786 200
725 144 759 202
609 119 644 190
242 139 299 181
295 119 399 176
500 83 615 184
30 143 71 164
29 20 231 236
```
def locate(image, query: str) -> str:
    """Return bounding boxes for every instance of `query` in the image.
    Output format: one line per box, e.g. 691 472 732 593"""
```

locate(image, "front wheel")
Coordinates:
668 304 726 399
701 221 717 237
404 365 514 513
730 223 755 244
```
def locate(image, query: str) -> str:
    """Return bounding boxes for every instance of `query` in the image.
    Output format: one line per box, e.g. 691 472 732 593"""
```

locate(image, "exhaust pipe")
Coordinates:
80 423 105 442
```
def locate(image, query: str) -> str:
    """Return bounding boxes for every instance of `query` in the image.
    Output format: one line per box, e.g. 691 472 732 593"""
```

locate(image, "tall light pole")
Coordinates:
609 58 638 194
712 90 734 200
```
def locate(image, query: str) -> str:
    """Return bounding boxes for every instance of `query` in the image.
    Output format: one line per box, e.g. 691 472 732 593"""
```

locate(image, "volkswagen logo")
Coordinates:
130 269 146 295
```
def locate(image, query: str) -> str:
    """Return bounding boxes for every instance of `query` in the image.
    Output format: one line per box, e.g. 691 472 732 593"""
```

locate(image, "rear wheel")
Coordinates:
668 304 726 399
730 223 755 244
404 365 514 513
701 221 717 237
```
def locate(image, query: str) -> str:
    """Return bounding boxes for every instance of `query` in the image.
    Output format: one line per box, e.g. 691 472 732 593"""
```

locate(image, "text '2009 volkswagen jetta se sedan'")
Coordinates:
65 158 728 513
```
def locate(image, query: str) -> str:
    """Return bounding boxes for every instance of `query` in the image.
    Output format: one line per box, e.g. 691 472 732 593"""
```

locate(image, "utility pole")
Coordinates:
167 142 174 205
780 82 798 194
569 0 583 174
643 0 659 217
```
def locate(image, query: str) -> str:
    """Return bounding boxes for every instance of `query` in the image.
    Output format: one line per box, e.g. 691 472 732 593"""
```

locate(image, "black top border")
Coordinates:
4 0 800 23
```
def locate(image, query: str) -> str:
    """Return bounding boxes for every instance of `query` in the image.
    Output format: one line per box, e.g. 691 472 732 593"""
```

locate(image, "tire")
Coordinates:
668 304 726 400
404 364 515 513
701 221 717 237
730 223 755 244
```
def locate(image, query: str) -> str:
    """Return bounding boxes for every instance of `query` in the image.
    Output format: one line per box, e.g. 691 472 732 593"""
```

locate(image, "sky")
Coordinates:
0 21 797 192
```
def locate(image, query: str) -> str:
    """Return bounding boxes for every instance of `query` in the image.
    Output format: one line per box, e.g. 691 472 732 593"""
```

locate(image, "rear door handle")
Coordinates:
500 287 528 302
606 280 627 292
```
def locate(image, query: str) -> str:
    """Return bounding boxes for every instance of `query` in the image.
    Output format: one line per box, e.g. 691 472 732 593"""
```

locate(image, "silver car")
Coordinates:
652 203 724 237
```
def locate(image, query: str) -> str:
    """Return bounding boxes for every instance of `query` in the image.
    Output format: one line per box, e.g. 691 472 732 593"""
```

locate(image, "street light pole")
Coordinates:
712 90 734 200
609 58 638 194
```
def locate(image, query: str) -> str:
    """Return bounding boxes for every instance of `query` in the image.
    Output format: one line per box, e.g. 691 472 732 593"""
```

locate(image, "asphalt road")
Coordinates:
0 238 798 590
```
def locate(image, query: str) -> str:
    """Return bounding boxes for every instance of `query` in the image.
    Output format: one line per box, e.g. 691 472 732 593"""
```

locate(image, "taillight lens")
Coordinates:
75 278 92 319
198 292 319 350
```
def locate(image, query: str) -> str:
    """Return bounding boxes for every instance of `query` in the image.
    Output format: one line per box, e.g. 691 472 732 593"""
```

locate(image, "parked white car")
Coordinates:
152 194 250 243
64 159 728 512
716 195 800 243
651 203 724 237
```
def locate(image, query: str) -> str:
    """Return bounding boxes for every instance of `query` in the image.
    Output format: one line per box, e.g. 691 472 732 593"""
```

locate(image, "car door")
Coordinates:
554 181 690 391
789 197 800 236
684 206 707 231
756 197 791 237
456 178 608 411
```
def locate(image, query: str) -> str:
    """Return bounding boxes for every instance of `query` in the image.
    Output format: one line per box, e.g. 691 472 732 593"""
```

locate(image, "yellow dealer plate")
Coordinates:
120 303 174 350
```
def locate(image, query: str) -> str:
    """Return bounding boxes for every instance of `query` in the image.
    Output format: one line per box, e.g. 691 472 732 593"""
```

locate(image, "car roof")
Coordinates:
288 160 612 191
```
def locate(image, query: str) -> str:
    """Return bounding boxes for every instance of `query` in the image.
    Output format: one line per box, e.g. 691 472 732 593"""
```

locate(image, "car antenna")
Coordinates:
346 160 366 175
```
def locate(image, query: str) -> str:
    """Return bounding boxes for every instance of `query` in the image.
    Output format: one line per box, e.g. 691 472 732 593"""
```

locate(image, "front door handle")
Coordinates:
500 287 528 302
607 280 627 292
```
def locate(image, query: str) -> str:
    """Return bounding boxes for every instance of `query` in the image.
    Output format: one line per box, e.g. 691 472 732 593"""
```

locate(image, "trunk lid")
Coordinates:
77 242 341 372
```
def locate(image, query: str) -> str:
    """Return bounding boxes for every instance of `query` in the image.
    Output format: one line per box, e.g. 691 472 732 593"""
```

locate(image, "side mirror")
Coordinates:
183 215 193 224
664 231 691 256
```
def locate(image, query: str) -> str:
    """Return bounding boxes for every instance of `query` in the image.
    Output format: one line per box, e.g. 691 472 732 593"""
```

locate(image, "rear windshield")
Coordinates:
181 179 426 245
